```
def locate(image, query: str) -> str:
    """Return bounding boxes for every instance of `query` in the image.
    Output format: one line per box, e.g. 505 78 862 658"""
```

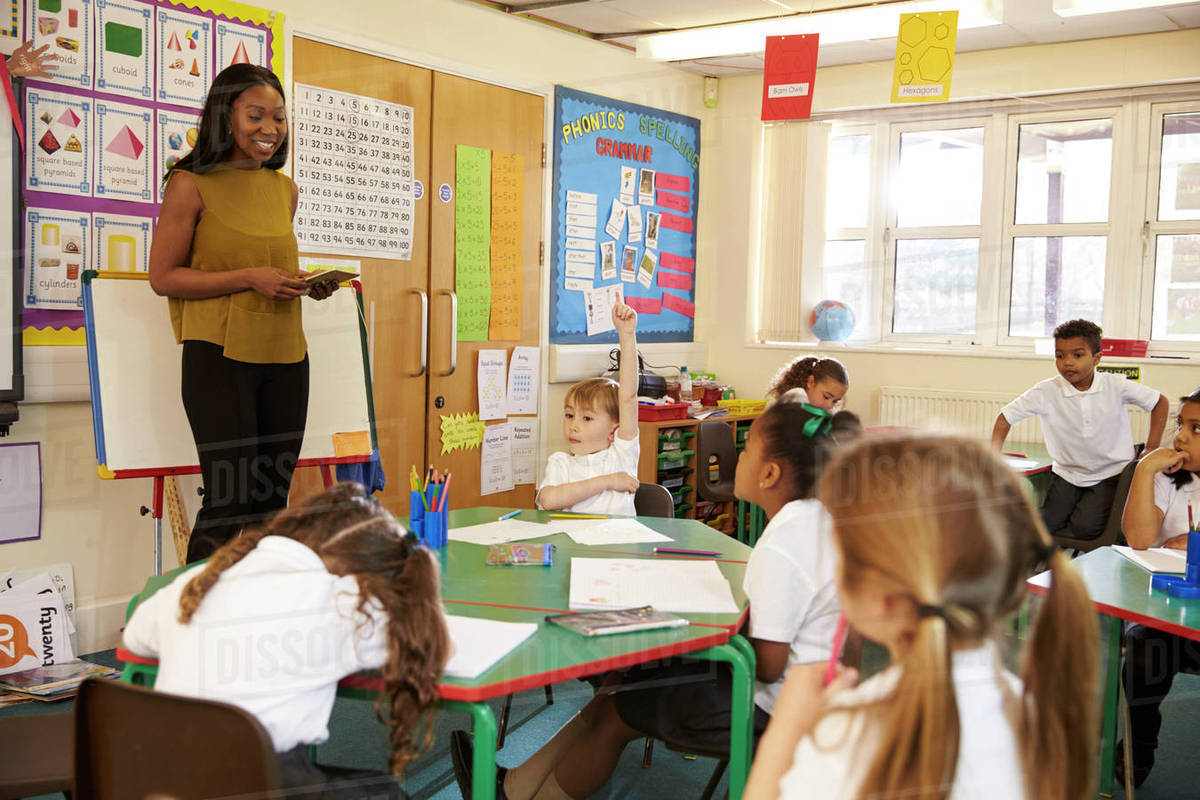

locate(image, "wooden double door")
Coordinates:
291 38 544 512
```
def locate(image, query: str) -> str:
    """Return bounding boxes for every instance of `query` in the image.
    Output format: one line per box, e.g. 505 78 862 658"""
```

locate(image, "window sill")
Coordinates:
748 339 1198 365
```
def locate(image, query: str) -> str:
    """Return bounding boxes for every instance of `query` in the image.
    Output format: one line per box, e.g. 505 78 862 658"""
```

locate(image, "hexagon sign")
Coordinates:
891 10 958 104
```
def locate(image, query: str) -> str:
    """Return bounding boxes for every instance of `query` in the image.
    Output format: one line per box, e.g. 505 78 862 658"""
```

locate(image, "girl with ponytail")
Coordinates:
123 482 451 798
745 434 1098 800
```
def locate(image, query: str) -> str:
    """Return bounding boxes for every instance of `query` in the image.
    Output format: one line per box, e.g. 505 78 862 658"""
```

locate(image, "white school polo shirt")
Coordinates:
537 434 639 516
742 498 840 714
778 642 1026 800
1001 372 1161 487
1152 471 1200 546
122 536 392 753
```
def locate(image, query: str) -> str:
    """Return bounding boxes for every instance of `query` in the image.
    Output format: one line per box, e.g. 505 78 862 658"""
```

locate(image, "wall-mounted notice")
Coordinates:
25 208 88 309
891 11 958 104
477 349 506 421
480 422 514 496
292 83 415 261
27 0 91 88
506 345 538 416
550 86 699 344
93 213 151 272
455 144 491 342
510 418 536 485
489 151 523 341
156 6 211 108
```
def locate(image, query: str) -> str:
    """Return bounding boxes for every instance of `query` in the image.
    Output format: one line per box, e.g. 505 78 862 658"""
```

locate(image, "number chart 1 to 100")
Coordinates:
292 83 416 261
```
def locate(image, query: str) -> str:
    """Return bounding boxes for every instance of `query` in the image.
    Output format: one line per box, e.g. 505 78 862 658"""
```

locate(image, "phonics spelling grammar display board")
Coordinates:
550 86 699 344
19 0 282 346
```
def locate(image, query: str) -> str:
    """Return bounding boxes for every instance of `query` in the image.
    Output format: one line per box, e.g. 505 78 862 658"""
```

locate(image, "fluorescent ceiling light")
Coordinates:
637 0 1003 61
1053 0 1191 16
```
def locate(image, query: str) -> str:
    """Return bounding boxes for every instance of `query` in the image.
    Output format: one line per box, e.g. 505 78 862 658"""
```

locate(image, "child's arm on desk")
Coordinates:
1122 447 1182 548
614 302 639 441
990 413 1011 450
536 473 638 510
1143 394 1170 458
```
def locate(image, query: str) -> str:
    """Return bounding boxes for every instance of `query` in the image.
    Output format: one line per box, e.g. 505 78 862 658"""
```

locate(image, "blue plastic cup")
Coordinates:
426 508 448 548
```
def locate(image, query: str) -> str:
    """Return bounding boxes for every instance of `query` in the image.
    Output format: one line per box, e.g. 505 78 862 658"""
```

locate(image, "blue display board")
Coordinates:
550 86 699 344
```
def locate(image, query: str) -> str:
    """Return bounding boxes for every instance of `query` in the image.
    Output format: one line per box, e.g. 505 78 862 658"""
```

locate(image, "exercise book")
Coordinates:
448 519 554 546
568 558 738 614
551 518 673 546
1113 545 1187 574
443 615 539 679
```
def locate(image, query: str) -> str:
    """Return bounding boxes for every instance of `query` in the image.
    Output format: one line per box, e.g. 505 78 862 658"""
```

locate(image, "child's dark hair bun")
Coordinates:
758 395 862 499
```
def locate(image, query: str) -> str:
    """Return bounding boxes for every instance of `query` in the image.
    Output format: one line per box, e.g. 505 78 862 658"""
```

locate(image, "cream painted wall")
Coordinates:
6 0 703 652
699 28 1200 426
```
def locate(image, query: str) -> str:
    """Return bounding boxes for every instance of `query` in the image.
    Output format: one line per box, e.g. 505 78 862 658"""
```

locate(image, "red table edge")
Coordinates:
1027 579 1200 643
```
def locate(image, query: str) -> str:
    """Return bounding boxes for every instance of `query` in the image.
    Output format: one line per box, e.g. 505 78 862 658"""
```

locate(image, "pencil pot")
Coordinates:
1188 532 1200 584
426 508 449 548
410 491 429 547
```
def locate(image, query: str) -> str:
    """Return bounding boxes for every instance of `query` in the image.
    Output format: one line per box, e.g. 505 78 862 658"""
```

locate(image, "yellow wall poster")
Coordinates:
440 412 486 455
891 11 958 104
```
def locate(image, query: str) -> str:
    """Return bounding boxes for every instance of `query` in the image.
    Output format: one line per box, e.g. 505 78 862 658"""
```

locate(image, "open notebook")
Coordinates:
1112 545 1187 574
443 615 539 679
568 558 739 614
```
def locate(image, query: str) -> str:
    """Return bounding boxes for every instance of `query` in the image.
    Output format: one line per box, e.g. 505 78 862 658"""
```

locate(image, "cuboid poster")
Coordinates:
550 86 699 344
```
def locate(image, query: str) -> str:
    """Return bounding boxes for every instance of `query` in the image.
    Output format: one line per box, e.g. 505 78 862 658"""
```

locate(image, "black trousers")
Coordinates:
1122 624 1200 766
277 745 407 799
1039 471 1121 541
181 341 309 563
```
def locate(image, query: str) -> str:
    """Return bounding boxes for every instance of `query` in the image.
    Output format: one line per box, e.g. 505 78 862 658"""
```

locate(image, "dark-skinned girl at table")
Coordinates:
452 392 860 800
148 63 339 564
1119 387 1200 788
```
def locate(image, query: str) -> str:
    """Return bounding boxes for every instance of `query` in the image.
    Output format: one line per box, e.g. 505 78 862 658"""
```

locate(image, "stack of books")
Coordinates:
0 660 118 704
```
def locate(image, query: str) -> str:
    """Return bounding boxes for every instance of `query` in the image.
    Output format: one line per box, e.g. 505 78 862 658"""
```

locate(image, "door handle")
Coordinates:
407 288 427 377
436 289 458 376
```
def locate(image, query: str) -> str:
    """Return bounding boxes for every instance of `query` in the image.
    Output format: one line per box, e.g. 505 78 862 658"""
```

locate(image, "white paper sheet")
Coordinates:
511 419 538 485
599 240 617 280
627 206 643 244
604 199 627 239
583 283 623 337
555 518 673 547
443 615 539 679
638 169 656 205
449 518 554 545
1112 545 1187 574
0 443 41 543
569 558 739 614
619 165 636 206
506 346 539 416
477 350 508 421
480 423 515 496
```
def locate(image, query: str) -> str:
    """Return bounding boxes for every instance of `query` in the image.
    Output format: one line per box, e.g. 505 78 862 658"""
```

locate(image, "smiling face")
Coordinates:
1054 335 1101 389
227 84 287 168
563 403 617 456
1174 401 1200 472
805 375 848 411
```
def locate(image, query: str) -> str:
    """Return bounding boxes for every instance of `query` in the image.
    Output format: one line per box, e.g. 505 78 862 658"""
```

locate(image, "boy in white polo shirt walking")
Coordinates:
992 319 1168 541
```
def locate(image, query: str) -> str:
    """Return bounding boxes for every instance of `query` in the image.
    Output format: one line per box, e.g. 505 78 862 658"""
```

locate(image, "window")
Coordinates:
756 85 1200 353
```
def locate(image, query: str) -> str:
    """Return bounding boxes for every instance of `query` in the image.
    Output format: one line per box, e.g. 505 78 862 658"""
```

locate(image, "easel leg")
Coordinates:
320 465 334 488
152 476 165 576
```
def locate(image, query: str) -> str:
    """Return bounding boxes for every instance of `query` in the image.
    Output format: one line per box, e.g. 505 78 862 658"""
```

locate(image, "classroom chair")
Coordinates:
1053 457 1138 555
0 712 73 800
73 677 281 799
696 422 737 530
634 482 675 518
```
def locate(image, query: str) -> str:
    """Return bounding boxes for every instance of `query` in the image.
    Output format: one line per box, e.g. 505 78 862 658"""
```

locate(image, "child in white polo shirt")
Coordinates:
991 318 1168 541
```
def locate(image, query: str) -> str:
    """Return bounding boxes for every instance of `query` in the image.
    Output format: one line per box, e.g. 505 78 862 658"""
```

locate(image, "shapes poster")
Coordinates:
94 98 151 201
25 208 88 309
25 87 90 196
156 6 210 108
94 0 152 99
155 108 199 198
27 0 91 88
93 213 151 271
550 86 699 343
216 20 265 70
891 11 958 104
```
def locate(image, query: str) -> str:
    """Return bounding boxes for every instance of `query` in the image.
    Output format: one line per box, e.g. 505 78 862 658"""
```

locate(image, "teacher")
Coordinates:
148 64 335 563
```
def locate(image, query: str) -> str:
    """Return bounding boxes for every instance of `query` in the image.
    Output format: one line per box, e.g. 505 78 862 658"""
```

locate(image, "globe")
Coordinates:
810 299 855 341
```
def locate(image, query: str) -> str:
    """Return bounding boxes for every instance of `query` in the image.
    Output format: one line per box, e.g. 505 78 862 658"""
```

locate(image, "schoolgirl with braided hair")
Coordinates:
745 434 1098 800
766 355 848 411
124 482 450 798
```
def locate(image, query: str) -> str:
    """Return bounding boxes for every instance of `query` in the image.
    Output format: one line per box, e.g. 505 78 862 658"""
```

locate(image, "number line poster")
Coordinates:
20 0 283 344
550 86 699 344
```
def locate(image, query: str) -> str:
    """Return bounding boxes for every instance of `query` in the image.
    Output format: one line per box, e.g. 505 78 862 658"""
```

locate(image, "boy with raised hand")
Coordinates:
536 302 640 516
992 318 1168 541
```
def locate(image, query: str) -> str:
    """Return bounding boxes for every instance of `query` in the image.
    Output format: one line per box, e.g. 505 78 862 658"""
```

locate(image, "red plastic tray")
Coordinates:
1101 338 1149 358
638 403 688 421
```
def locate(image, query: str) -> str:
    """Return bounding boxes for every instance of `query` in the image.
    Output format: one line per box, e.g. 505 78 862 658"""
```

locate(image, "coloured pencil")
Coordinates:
824 613 848 687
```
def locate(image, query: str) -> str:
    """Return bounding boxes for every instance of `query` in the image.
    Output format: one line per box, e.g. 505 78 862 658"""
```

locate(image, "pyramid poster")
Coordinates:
157 8 210 107
95 99 151 202
216 21 266 71
26 87 91 198
57 108 80 128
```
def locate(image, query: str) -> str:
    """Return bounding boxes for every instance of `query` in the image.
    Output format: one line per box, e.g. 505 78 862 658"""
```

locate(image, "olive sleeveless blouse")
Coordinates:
168 166 306 364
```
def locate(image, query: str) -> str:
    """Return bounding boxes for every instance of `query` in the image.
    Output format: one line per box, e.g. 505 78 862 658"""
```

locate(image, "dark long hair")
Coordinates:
178 483 450 776
165 63 289 181
757 388 862 499
767 355 849 400
1170 388 1200 489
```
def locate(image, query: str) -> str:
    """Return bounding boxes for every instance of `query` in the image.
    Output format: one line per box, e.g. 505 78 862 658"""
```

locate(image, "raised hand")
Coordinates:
612 302 637 336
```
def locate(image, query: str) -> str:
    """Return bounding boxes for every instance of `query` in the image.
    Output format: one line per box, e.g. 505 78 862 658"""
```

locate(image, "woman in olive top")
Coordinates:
149 64 334 563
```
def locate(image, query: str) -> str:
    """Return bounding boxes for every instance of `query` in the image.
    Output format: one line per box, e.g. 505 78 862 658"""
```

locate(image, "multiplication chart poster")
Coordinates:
292 82 415 261
550 86 699 343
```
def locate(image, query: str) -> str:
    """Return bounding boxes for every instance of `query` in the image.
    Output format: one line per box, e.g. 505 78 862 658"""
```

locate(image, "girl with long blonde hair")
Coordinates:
745 434 1098 800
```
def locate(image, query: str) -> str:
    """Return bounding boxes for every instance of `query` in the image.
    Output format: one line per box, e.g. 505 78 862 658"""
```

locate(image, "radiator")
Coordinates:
877 386 1164 444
